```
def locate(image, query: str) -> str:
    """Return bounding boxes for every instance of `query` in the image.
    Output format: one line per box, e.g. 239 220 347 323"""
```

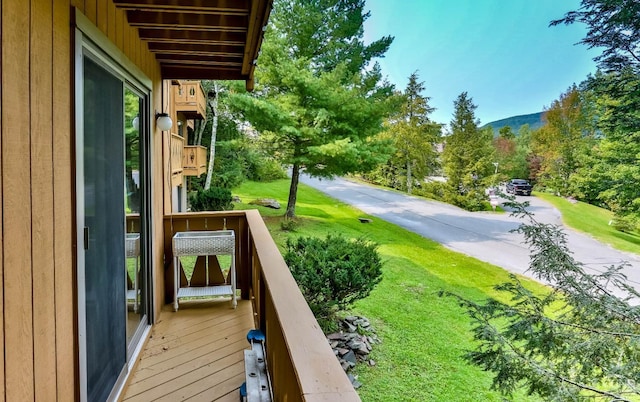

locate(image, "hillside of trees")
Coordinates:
482 111 544 135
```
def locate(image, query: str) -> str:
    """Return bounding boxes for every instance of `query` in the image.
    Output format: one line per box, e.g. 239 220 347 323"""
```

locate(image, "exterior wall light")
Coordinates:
132 115 139 131
155 112 173 131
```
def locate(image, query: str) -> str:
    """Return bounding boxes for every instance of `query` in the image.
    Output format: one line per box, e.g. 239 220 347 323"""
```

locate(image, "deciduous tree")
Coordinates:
531 86 596 195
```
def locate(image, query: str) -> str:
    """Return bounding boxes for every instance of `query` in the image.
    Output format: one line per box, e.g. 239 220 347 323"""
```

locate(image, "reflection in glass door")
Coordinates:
124 88 147 348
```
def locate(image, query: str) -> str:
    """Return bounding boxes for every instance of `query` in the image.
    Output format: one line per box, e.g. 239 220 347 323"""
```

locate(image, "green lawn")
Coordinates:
234 179 545 401
534 192 640 255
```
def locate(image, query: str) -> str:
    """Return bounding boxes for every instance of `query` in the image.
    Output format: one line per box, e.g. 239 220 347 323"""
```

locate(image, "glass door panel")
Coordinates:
124 88 147 346
83 57 127 402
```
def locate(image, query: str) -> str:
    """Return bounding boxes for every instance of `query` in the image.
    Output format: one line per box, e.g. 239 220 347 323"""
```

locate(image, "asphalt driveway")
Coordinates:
300 175 640 292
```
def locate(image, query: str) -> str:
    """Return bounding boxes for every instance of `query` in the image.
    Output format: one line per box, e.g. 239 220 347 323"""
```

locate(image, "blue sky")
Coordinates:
363 0 601 127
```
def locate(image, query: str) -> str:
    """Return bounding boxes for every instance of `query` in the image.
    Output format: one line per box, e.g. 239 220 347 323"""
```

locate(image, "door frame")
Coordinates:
74 10 154 402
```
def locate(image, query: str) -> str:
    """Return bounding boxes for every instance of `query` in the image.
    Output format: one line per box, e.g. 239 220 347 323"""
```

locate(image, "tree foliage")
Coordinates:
441 92 494 210
229 0 394 218
530 86 597 195
446 202 640 401
547 1 640 220
551 0 640 72
373 71 441 193
572 70 640 219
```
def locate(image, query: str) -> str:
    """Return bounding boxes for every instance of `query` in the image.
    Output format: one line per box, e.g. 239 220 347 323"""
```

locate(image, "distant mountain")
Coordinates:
482 112 544 135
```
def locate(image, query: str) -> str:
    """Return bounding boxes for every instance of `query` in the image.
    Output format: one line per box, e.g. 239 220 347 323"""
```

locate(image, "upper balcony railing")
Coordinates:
170 133 184 187
173 81 206 120
182 145 207 177
163 211 361 401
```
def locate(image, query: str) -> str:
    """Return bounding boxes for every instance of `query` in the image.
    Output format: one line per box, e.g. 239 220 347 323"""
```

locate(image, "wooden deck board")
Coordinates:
123 299 255 402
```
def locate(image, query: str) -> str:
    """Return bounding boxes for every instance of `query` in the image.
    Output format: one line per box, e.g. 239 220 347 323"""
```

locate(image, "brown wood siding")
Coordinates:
1 0 163 400
52 0 76 399
31 0 57 400
3 1 34 401
0 1 4 400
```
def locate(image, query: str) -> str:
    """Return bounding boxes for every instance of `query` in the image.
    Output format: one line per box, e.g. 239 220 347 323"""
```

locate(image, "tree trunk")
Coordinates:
406 160 412 194
204 82 218 191
286 163 300 218
195 113 207 146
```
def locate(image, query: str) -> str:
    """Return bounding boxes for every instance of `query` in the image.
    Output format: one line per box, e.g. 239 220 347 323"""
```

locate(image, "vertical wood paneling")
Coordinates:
70 0 84 12
115 6 123 50
96 0 106 33
84 0 96 24
30 0 57 399
0 0 4 399
52 5 75 400
123 19 130 60
107 0 115 41
52 3 75 397
133 27 140 66
2 0 34 400
0 1 166 399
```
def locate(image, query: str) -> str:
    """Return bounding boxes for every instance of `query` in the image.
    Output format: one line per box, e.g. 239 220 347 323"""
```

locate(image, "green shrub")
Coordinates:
280 217 299 232
415 181 447 200
284 235 383 328
189 187 234 211
245 153 287 182
611 215 638 233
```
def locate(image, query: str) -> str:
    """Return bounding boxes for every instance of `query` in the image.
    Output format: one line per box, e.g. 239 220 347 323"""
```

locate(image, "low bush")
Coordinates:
245 154 287 182
284 234 383 330
189 187 233 211
611 215 638 233
280 217 299 232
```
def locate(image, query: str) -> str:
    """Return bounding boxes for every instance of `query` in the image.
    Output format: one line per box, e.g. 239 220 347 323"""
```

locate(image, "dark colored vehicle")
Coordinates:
506 179 532 196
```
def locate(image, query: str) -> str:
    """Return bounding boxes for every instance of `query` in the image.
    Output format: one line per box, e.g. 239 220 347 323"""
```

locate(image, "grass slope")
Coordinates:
534 192 640 255
235 179 545 401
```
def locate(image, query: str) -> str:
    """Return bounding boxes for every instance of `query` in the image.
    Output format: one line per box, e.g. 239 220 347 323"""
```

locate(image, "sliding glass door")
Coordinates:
82 57 127 402
76 31 152 402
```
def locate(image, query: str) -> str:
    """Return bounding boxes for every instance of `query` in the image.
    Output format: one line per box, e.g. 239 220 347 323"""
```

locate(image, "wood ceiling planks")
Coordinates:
113 0 271 88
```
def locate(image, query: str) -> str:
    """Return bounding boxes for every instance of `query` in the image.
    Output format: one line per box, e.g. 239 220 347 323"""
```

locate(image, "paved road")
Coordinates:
300 175 640 292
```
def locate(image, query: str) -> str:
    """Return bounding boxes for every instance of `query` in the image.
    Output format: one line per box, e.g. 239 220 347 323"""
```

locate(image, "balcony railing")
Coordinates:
162 211 361 401
170 133 184 187
173 81 206 120
182 145 207 177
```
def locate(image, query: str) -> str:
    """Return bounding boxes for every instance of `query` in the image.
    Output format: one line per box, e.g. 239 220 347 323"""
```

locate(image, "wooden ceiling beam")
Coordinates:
148 42 242 54
137 28 245 45
242 0 271 75
158 59 243 67
113 0 250 15
126 10 247 31
155 53 243 62
112 0 273 90
161 64 247 80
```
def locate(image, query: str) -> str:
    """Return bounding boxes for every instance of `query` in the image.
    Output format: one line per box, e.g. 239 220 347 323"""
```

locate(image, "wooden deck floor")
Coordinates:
122 298 255 402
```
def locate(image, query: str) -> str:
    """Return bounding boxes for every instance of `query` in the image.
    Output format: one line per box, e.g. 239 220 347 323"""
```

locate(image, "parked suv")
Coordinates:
506 179 532 196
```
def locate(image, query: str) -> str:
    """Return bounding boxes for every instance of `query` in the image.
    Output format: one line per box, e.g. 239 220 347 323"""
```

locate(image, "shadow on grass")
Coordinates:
294 205 332 218
611 229 640 246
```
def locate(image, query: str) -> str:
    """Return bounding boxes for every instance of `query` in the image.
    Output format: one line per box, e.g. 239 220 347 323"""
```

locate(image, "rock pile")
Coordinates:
326 315 380 389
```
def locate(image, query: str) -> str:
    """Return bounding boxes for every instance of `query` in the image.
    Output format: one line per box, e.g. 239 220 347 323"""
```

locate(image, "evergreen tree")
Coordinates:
441 92 494 210
230 0 394 218
446 202 640 401
382 71 441 194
